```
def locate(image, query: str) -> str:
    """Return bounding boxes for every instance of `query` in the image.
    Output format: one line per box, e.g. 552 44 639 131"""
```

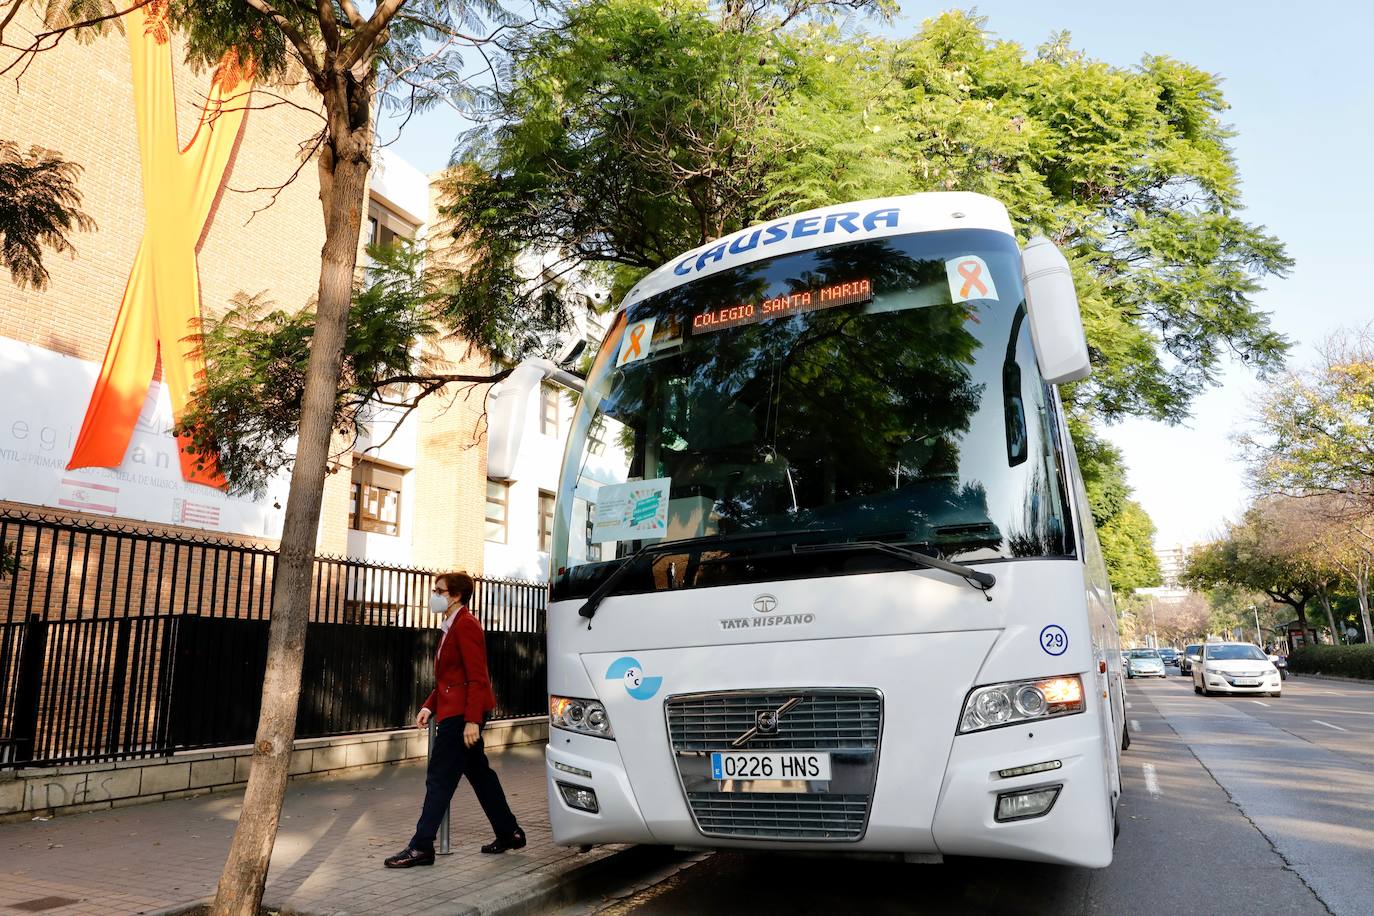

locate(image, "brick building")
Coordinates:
0 11 507 579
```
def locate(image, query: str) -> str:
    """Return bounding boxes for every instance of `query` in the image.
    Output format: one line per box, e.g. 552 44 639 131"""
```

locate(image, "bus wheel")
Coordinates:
1120 717 1131 751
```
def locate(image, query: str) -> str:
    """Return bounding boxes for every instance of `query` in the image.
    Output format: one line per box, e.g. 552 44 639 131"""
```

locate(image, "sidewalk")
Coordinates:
0 742 625 916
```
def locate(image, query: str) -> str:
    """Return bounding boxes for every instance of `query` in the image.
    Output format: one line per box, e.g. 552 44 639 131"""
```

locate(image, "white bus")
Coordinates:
509 192 1126 867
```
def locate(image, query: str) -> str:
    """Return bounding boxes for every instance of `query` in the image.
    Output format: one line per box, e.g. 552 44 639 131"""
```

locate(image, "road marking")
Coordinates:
1130 719 1141 732
1313 719 1348 732
1142 763 1161 799
1251 700 1271 707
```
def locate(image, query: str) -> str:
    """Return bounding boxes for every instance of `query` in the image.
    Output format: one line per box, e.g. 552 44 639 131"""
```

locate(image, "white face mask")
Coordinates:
428 593 450 615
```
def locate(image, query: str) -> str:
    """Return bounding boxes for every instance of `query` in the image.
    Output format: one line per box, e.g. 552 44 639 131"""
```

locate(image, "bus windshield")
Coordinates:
551 228 1074 600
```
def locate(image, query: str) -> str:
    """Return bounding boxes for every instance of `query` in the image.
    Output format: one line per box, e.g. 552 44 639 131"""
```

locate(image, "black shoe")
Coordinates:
481 827 526 854
384 846 436 868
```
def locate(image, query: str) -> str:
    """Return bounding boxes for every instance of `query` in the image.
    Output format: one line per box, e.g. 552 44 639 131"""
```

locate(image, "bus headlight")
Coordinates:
550 695 615 739
958 675 1084 734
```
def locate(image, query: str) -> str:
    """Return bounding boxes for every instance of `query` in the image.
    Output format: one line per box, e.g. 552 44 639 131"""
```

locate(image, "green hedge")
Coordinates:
1288 645 1374 680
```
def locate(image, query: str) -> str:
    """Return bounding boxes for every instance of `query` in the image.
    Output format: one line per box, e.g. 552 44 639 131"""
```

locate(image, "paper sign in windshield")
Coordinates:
592 478 671 542
946 255 998 303
616 318 656 367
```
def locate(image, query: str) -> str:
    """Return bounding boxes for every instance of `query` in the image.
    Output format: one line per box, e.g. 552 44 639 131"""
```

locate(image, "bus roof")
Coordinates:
619 191 1015 311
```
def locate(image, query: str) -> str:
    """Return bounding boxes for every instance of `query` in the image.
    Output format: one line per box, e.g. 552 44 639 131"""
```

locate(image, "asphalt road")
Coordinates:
560 672 1374 916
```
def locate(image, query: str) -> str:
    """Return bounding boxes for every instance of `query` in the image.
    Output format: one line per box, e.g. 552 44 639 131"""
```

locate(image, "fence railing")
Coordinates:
0 510 548 768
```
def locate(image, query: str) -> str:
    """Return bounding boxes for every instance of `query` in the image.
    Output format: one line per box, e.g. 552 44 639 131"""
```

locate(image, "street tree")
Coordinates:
1073 422 1162 594
2 1 527 912
1245 327 1374 512
447 6 1292 431
1182 499 1329 634
0 139 94 288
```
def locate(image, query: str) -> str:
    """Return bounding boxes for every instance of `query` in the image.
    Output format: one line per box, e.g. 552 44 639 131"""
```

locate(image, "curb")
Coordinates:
1290 672 1374 686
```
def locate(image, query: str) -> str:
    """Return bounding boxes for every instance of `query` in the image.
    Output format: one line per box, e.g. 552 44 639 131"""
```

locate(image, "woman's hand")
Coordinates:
463 722 480 748
416 707 432 729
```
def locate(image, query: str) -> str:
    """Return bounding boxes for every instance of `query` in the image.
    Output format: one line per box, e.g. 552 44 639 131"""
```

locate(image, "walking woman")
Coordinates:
385 572 525 868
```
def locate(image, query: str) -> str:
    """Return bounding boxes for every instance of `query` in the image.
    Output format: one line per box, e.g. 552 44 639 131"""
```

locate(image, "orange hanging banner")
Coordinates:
67 4 254 488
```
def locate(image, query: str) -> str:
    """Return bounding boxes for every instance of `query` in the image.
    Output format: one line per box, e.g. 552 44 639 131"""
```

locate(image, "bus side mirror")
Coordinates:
1021 236 1091 384
487 357 587 481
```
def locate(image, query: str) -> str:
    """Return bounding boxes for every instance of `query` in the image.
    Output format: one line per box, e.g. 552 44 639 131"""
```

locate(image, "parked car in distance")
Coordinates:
1157 647 1179 667
1193 643 1282 697
1126 649 1167 678
1179 644 1203 675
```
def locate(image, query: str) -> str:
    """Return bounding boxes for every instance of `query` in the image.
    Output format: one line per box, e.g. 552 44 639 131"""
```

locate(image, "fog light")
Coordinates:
995 785 1062 822
557 781 599 813
997 759 1062 779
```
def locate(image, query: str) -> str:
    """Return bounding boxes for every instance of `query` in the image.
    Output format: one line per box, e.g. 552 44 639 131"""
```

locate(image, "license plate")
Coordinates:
710 751 831 782
1233 678 1259 686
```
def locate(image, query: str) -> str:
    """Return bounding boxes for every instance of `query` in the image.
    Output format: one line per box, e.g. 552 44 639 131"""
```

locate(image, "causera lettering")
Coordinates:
674 208 900 277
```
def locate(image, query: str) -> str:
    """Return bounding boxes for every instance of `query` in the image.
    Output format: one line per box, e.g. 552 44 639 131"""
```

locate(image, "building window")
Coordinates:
367 216 379 246
485 479 509 543
538 490 555 553
540 383 560 436
587 417 607 456
350 458 403 536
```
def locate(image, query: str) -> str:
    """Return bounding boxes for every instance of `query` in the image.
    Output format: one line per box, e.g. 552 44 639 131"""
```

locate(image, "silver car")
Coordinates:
1126 649 1167 678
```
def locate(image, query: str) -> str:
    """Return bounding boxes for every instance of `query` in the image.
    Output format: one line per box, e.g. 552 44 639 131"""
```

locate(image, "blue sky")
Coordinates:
385 1 1374 548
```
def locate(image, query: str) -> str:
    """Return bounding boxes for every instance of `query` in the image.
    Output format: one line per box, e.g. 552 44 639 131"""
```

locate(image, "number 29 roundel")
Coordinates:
1039 625 1068 657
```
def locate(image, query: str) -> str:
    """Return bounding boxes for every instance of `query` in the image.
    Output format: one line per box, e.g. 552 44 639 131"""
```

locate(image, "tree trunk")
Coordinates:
1357 558 1373 644
1318 587 1340 645
210 133 371 916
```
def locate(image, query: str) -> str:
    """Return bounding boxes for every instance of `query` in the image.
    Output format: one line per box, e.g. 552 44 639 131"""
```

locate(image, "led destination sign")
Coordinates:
691 278 874 334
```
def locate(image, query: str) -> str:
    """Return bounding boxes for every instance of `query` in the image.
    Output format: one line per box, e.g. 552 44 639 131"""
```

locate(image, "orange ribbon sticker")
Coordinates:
946 255 999 304
616 318 656 367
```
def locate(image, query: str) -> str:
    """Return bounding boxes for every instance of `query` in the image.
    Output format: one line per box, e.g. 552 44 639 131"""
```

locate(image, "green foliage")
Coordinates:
0 539 22 580
175 245 443 495
1098 499 1161 593
1287 644 1374 679
449 5 1291 427
1182 501 1328 623
1245 329 1374 506
0 140 95 289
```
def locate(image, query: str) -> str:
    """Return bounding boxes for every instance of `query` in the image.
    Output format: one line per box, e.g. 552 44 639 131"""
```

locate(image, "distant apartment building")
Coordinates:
1155 544 1194 590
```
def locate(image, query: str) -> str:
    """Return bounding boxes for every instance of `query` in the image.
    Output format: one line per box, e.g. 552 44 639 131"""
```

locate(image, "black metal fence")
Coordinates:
0 510 548 768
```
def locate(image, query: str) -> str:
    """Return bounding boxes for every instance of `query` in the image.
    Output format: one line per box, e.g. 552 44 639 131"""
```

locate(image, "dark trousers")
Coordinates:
409 716 519 852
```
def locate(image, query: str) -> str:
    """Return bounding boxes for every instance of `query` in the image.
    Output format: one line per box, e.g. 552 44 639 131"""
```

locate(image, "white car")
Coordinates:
1192 643 1282 697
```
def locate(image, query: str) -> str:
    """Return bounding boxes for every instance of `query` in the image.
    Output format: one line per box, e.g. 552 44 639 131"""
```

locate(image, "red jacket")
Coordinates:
422 607 497 724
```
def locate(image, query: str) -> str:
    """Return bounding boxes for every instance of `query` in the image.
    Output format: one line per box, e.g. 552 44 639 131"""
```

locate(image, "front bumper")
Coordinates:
1200 672 1281 693
545 712 1115 868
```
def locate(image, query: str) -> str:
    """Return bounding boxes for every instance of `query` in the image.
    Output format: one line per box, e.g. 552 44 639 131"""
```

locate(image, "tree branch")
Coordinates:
241 0 323 80
339 0 406 75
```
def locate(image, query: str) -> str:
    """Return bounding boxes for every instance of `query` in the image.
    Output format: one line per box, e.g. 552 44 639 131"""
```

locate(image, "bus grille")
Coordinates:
666 689 882 842
666 691 881 751
685 792 870 840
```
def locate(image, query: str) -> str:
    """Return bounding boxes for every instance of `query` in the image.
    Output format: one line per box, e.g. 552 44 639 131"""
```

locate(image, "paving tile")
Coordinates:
0 743 570 916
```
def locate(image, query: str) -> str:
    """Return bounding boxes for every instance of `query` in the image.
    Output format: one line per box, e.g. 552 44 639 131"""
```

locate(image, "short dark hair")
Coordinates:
439 571 474 605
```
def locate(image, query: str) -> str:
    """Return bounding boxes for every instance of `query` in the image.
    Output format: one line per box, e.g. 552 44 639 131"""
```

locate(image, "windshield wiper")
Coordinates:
578 528 843 620
788 540 995 599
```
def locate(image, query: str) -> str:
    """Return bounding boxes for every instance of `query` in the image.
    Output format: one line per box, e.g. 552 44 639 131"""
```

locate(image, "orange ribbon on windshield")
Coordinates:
956 259 988 299
67 3 253 488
